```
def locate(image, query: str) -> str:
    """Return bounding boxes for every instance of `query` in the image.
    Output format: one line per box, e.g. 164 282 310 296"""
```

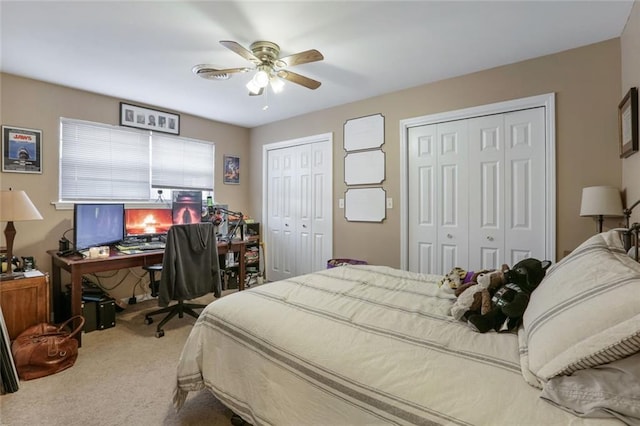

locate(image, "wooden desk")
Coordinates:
47 241 246 346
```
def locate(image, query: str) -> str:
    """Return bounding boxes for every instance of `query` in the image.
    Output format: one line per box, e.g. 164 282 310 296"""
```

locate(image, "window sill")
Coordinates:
52 201 172 211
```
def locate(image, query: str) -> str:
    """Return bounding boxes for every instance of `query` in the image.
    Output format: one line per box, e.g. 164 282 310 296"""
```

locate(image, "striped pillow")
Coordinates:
522 230 640 380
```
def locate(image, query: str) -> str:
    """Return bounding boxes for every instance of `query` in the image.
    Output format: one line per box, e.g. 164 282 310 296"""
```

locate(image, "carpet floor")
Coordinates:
1 293 237 426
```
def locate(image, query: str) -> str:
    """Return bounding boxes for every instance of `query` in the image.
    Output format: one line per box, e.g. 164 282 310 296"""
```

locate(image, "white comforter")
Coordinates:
175 265 621 425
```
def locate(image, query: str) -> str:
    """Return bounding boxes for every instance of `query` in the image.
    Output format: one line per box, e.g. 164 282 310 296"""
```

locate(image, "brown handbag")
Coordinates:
11 315 85 380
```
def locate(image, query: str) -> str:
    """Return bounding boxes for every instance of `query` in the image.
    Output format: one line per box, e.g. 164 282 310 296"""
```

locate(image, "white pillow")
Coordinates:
523 230 640 380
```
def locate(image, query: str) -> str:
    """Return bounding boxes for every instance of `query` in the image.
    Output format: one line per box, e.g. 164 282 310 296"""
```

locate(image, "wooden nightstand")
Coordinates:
0 273 50 340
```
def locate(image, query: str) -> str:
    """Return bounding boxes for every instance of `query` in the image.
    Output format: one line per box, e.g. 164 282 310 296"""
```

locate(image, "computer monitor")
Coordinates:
73 203 125 251
124 208 173 237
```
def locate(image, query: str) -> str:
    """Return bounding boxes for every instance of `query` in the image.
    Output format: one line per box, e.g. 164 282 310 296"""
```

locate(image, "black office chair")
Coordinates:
144 223 221 338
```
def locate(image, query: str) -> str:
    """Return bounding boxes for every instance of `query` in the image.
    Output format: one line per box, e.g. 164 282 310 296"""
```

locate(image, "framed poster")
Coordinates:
120 102 180 135
619 87 638 158
1 125 42 174
223 155 240 184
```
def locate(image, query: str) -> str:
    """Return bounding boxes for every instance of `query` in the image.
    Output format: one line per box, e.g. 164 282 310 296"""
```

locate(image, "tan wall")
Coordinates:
0 37 625 300
0 74 250 300
249 39 623 268
622 1 640 217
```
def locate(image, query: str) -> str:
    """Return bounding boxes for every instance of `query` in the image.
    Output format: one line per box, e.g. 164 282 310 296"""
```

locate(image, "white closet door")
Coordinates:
504 107 546 264
408 124 437 273
408 108 546 275
266 138 333 281
468 114 505 270
436 120 469 274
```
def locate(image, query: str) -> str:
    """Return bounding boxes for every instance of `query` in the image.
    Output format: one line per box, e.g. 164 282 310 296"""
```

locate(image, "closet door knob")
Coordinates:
447 234 453 239
302 224 307 228
486 236 494 241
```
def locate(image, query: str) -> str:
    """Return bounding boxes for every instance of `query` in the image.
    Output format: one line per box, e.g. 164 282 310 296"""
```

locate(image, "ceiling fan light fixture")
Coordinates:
270 76 284 93
253 69 270 88
246 79 262 95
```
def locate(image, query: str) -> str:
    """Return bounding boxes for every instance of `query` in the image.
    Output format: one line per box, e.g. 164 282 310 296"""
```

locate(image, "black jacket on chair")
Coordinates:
159 223 221 307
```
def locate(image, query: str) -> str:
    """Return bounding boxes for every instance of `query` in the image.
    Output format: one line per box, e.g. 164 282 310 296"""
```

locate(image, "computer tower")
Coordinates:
96 298 116 330
82 301 98 333
62 291 98 332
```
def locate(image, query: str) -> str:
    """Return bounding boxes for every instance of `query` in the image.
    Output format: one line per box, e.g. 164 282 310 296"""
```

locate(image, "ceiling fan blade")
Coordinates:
192 64 250 80
277 70 321 90
249 87 264 96
277 49 324 67
220 40 261 65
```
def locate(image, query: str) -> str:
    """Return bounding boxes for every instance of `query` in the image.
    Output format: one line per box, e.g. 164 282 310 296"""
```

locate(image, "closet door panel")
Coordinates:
468 115 504 271
310 141 333 273
295 145 313 275
267 149 286 280
505 107 546 265
436 121 468 274
408 125 437 274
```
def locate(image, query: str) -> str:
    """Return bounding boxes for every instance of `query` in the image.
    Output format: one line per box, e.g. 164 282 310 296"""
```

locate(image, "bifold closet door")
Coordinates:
408 107 546 275
467 108 546 269
266 140 333 282
407 120 468 275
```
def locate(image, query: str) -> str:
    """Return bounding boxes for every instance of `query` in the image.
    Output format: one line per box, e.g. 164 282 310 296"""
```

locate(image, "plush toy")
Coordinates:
467 258 551 333
450 268 507 321
439 267 470 293
439 267 489 294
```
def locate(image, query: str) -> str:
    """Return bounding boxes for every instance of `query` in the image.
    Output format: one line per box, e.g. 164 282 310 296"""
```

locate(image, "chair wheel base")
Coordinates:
155 330 165 338
144 317 153 325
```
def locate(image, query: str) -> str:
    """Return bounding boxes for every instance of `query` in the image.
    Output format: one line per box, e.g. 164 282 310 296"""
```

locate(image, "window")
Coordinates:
59 118 214 202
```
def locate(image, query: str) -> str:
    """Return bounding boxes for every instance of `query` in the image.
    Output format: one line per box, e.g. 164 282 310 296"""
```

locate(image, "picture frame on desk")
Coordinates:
619 87 638 158
1 125 43 174
119 102 180 135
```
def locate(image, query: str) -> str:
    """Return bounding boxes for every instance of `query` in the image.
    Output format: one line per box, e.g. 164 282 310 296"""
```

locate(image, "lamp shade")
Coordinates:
579 186 623 217
0 189 43 222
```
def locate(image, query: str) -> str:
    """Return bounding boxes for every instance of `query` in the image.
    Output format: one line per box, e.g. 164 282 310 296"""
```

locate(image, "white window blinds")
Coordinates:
60 119 150 201
152 134 214 191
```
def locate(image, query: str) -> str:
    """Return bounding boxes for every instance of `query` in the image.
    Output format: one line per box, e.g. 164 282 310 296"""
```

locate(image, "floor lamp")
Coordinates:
0 188 43 277
579 186 623 233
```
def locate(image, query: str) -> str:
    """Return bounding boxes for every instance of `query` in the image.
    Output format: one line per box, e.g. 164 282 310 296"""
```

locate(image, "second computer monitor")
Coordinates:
124 208 173 237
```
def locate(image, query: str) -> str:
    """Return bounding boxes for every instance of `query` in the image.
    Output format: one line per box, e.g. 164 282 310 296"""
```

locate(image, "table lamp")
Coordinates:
0 188 43 276
579 186 623 233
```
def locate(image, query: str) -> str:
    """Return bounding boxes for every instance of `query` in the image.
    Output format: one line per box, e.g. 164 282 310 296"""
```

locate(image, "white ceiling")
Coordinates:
0 1 634 128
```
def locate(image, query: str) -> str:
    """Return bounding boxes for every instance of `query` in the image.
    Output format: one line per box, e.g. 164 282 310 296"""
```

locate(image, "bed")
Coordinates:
175 230 640 425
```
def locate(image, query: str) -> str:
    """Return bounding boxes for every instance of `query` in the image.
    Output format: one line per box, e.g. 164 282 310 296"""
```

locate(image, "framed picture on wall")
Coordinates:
619 87 638 158
119 102 180 135
223 155 240 184
1 125 43 174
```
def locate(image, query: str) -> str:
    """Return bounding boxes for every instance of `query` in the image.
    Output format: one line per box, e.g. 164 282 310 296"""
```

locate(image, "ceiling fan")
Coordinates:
192 40 324 96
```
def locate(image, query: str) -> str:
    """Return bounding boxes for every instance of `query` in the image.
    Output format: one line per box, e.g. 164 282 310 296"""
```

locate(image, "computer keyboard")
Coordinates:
137 242 165 250
116 241 165 251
